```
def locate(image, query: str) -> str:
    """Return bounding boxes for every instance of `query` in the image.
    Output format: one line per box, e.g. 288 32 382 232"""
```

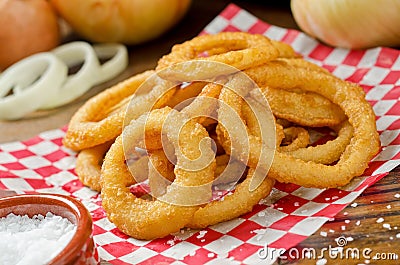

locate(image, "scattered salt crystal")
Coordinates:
0 212 76 265
332 196 339 200
370 200 374 203
207 253 215 258
201 239 205 242
345 220 350 224
396 233 400 238
387 205 392 209
329 229 335 233
325 198 330 201
341 226 346 231
316 258 327 265
395 227 398 230
252 229 265 235
320 231 327 237
350 202 358 207
383 223 391 229
196 230 207 239
167 239 175 246
376 218 384 223
365 259 370 264
294 202 299 207
277 207 283 211
343 212 348 216
346 237 354 242
394 194 400 199
356 220 361 226
390 237 394 240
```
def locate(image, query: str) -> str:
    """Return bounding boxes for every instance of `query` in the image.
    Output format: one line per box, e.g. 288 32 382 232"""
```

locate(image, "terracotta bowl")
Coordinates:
0 193 98 265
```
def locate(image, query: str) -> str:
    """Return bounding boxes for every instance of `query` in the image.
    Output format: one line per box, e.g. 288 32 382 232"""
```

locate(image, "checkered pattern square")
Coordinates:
0 3 399 264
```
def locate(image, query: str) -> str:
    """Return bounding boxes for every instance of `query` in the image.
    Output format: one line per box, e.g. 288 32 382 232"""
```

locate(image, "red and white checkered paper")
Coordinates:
1 4 399 265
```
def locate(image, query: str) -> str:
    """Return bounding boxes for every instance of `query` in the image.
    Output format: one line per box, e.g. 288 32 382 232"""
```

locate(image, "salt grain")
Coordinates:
196 230 207 239
0 212 76 265
396 233 400 238
356 220 361 226
394 194 400 199
320 231 327 237
386 205 392 209
345 220 350 224
383 223 391 229
350 202 358 208
316 258 327 265
376 217 384 223
207 253 215 258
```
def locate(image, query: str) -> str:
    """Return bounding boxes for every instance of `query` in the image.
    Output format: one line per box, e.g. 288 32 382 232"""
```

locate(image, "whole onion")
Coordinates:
0 0 60 71
50 0 192 45
291 0 400 49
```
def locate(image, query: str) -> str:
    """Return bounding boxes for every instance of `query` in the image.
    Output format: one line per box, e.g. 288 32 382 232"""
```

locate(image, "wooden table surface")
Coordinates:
1 1 399 264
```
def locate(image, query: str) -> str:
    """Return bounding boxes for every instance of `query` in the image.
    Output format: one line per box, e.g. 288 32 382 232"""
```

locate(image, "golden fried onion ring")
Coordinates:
219 64 380 188
280 127 310 152
285 120 354 164
75 141 113 192
187 169 275 229
156 32 281 80
101 107 216 240
63 70 176 151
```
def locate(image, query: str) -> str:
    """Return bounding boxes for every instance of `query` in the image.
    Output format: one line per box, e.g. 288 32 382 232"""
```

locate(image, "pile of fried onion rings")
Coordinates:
64 32 380 240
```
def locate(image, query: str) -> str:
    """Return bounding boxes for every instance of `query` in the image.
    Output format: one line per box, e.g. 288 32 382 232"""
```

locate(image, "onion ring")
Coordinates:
270 40 300 58
75 140 113 192
246 59 346 127
148 149 176 198
101 107 216 240
280 127 310 152
219 64 380 188
187 169 275 229
63 70 176 151
156 32 280 80
166 81 207 108
285 120 354 164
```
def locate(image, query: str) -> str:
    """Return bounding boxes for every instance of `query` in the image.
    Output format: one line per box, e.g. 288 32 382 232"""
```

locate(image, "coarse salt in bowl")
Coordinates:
0 193 98 265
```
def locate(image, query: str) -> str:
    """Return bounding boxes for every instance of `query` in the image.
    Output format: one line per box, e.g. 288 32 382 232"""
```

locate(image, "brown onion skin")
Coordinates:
50 0 192 45
0 0 60 71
